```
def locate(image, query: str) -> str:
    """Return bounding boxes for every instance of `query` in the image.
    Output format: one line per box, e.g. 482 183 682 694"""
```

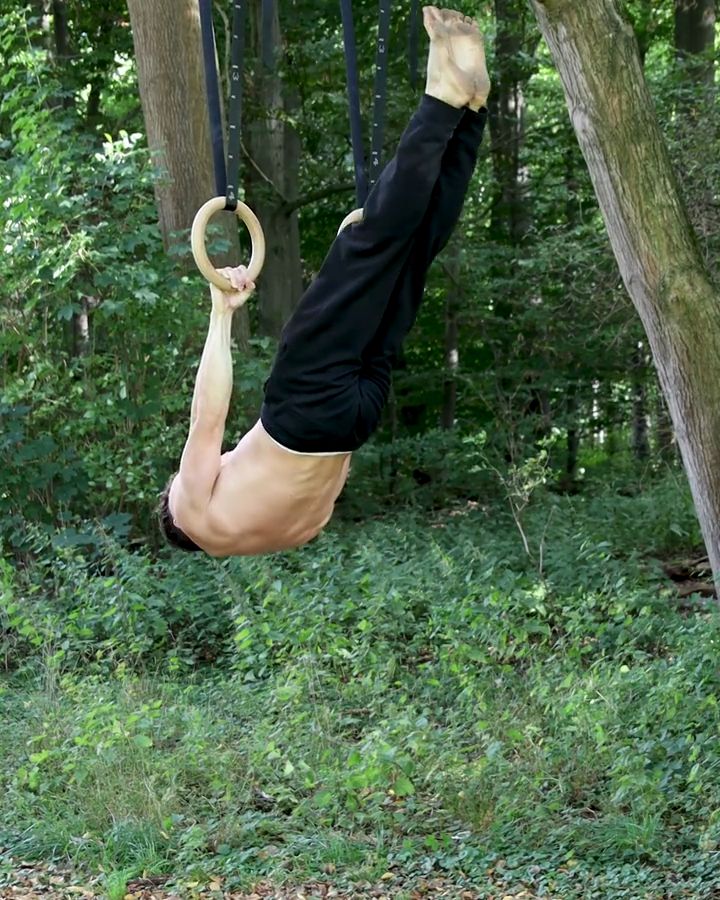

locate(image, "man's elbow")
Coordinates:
189 416 226 439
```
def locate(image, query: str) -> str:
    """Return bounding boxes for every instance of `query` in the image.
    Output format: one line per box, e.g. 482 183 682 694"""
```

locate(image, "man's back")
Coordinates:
170 420 351 556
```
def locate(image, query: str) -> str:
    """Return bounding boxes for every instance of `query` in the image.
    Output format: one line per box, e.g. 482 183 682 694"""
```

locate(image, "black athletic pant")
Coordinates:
261 94 487 453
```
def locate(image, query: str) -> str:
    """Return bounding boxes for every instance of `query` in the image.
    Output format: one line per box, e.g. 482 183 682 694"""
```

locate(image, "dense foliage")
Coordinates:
3 479 719 897
3 0 717 549
1 0 718 895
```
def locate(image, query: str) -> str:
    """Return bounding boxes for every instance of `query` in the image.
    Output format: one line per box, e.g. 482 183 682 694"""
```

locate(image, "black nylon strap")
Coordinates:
340 0 368 206
369 0 391 190
225 0 246 210
198 0 227 198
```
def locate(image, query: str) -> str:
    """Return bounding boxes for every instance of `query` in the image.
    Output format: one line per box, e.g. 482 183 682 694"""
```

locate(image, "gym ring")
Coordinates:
191 197 266 295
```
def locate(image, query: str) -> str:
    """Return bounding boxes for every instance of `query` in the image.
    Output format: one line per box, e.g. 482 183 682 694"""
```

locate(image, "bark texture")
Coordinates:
530 0 720 586
488 0 536 243
631 343 649 462
441 244 461 430
244 0 303 338
127 0 217 249
565 388 579 482
127 0 248 345
675 0 716 84
488 0 544 454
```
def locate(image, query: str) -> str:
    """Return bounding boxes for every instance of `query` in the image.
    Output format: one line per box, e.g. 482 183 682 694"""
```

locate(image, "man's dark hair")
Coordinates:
157 475 204 553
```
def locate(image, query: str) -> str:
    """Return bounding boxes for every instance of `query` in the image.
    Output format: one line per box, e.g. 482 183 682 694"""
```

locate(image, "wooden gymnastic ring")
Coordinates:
191 197 266 293
337 207 364 235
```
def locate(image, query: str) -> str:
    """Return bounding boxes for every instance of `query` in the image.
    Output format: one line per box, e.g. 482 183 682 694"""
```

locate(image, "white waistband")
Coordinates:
261 422 351 457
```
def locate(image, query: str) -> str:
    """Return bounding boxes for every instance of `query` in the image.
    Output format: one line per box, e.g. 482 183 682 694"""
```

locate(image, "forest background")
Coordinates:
1 1 720 898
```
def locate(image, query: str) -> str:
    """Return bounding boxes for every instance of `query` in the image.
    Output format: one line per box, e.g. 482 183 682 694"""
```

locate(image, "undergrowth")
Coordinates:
2 473 719 897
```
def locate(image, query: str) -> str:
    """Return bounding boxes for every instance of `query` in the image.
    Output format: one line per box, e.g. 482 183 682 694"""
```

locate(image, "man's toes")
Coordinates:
423 5 442 31
457 14 475 33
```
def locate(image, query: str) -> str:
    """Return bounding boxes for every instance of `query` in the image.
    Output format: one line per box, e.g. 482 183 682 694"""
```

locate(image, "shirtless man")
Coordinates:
158 6 490 556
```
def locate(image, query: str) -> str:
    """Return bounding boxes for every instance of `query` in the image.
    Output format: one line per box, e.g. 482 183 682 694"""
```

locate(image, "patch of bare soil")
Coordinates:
662 554 716 603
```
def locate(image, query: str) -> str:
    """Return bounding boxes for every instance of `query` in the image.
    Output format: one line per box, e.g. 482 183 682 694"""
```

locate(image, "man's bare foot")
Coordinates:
423 7 490 111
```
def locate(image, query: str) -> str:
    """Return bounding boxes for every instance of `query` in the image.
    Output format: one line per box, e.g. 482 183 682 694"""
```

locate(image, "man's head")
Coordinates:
157 475 204 552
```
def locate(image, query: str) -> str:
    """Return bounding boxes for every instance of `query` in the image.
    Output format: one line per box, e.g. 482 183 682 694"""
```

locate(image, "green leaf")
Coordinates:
394 775 415 797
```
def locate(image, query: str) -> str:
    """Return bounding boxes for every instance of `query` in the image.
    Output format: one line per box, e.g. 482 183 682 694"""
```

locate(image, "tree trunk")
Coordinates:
655 391 676 462
675 0 716 85
488 0 535 244
127 0 248 346
487 0 541 456
72 296 91 358
529 0 720 587
86 77 102 125
562 146 581 486
51 0 70 60
565 389 579 483
50 0 90 357
631 341 649 462
441 244 461 429
127 0 223 251
244 0 303 338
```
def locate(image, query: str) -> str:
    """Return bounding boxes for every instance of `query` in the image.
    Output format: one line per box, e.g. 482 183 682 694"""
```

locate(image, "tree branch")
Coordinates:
240 138 288 202
282 182 355 216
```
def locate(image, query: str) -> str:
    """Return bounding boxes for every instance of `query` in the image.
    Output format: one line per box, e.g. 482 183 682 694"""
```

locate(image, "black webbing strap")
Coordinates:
368 0 391 191
198 0 245 211
198 0 227 199
340 0 368 207
408 0 420 90
225 0 246 210
261 0 274 69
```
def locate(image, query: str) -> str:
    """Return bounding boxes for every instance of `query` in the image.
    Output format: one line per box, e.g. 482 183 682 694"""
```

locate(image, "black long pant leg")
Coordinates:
355 107 488 442
261 95 466 452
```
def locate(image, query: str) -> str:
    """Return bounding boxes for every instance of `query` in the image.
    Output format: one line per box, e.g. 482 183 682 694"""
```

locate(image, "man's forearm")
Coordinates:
190 308 234 428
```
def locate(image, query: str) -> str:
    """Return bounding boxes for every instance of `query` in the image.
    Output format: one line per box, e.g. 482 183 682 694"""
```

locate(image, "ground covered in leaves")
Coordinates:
4 851 720 899
0 852 546 899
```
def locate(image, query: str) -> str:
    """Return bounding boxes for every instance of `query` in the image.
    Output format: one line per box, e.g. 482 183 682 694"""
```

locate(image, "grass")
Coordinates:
2 471 720 897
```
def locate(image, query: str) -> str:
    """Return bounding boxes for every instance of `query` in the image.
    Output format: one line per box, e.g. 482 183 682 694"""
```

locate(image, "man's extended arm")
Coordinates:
189 305 234 430
175 267 255 515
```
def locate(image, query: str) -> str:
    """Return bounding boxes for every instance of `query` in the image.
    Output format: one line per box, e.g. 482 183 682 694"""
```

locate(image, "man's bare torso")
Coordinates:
171 420 351 556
